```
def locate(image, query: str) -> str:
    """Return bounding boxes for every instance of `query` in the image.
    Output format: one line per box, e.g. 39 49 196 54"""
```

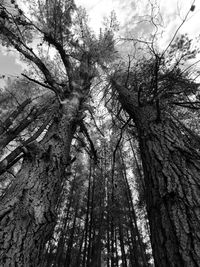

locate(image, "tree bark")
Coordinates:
82 163 92 267
138 115 200 267
64 203 79 267
55 174 77 266
0 93 81 267
114 82 200 267
118 223 127 267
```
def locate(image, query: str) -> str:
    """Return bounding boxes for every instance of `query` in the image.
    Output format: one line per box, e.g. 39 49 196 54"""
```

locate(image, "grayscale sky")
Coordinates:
0 0 199 86
0 50 22 76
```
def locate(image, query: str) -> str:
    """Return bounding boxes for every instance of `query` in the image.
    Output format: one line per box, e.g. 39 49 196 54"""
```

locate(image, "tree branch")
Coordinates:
0 23 60 95
79 121 98 163
0 117 52 176
0 98 31 135
21 74 55 91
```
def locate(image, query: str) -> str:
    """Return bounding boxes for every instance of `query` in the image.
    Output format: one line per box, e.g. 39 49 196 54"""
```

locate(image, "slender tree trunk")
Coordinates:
87 169 95 267
104 146 111 267
120 153 148 267
107 210 111 267
118 223 127 267
115 82 200 266
75 229 85 267
126 213 141 267
111 152 116 267
90 178 105 267
0 95 81 266
82 166 92 267
55 173 78 266
64 203 79 267
126 229 137 267
115 228 119 267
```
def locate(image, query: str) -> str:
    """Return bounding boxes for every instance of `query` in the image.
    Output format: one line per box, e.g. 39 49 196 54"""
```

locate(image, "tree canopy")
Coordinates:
0 1 200 267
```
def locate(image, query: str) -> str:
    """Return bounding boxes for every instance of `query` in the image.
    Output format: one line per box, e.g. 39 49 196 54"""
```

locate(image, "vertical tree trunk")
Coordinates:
138 115 200 267
126 228 137 267
55 175 76 266
115 83 200 266
82 165 92 267
90 174 105 267
75 229 85 267
0 94 81 267
64 203 79 267
118 223 127 267
87 171 95 267
120 153 148 267
114 228 119 267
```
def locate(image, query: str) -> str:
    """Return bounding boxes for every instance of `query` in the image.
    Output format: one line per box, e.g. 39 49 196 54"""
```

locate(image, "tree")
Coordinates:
1 1 200 266
110 35 200 266
0 0 115 265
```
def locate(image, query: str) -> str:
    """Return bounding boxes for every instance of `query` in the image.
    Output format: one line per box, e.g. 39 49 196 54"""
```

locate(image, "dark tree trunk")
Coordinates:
126 228 137 267
0 95 81 267
55 174 77 266
114 83 200 267
106 212 111 267
64 203 79 267
118 223 127 267
75 229 85 267
90 174 105 267
138 115 200 267
82 165 92 267
120 153 148 267
115 228 119 267
87 171 95 267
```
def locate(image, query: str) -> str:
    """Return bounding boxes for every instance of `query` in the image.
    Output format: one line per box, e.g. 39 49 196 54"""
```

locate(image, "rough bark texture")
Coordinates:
0 93 81 267
138 115 200 267
115 84 200 267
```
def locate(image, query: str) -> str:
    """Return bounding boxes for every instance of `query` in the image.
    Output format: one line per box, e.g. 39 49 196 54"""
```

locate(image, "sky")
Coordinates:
0 0 199 86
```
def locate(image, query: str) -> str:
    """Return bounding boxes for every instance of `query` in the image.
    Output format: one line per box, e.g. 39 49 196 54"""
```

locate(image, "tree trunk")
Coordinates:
64 203 79 267
115 82 200 266
120 150 148 267
0 94 81 267
138 115 200 267
75 229 85 267
55 174 77 266
114 228 119 267
82 165 92 267
118 223 127 267
87 173 95 267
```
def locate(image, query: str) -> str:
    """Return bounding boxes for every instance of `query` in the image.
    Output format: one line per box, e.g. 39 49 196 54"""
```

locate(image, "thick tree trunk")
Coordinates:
114 82 200 266
137 115 200 267
0 94 81 267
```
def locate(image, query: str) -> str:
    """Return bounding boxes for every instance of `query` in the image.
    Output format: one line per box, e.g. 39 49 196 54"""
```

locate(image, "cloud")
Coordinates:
0 48 22 76
76 0 199 49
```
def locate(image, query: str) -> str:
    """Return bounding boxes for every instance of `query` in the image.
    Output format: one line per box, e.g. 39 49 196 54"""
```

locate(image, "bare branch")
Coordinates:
161 0 196 57
0 23 60 95
21 74 55 91
79 121 98 163
0 98 31 135
0 117 52 176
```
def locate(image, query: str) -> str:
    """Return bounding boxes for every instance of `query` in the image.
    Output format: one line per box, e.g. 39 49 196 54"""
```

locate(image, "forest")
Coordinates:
0 0 200 266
